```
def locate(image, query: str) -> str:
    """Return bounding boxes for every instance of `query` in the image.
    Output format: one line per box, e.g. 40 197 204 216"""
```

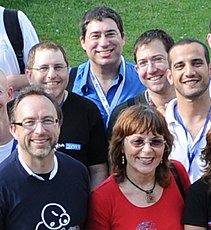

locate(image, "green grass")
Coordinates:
1 0 211 66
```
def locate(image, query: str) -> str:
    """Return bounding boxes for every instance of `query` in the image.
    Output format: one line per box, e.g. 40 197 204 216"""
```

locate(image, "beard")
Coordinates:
21 137 57 159
175 80 209 100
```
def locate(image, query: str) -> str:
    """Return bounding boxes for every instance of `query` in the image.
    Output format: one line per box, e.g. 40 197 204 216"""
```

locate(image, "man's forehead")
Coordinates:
34 49 64 61
137 40 167 56
86 18 119 32
16 95 55 112
170 43 205 61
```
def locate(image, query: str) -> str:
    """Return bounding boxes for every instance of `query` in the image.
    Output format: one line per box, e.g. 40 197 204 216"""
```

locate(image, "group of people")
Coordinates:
0 4 211 229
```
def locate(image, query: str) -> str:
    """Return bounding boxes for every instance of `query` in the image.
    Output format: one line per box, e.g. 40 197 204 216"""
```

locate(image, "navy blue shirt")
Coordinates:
0 150 90 229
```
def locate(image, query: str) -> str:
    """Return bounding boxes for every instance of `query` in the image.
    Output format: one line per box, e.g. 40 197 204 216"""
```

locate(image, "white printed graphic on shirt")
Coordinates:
35 203 79 230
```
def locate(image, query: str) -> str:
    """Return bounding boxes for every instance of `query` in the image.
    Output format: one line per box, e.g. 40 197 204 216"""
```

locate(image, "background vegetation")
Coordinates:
1 0 211 66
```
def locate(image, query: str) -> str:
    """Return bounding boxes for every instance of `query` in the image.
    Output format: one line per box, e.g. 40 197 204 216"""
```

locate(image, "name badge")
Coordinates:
65 143 81 150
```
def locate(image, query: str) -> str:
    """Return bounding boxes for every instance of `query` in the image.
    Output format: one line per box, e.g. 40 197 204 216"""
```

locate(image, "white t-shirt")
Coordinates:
0 6 39 75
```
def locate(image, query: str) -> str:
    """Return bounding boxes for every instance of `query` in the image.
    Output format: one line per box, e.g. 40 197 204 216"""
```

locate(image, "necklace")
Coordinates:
125 174 156 203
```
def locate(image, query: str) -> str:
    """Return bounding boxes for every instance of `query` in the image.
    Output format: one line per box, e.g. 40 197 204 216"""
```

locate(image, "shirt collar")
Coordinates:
18 153 58 181
80 59 124 91
165 98 178 124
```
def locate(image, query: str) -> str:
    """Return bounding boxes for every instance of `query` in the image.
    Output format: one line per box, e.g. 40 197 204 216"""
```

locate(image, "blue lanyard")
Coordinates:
175 105 211 173
89 56 126 127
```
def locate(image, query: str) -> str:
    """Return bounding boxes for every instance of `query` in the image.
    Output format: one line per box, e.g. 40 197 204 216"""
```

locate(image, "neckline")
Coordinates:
125 174 156 203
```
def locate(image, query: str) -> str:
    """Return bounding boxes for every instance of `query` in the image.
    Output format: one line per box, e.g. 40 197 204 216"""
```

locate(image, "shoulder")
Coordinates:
93 175 117 195
188 178 208 194
171 160 186 172
111 93 146 119
124 60 138 76
0 152 20 181
76 61 89 73
170 160 191 191
124 60 136 69
111 100 131 116
17 9 31 22
56 151 88 174
67 92 98 108
65 92 102 120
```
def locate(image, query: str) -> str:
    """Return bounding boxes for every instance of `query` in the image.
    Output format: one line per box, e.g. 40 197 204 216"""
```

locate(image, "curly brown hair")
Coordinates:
201 129 211 192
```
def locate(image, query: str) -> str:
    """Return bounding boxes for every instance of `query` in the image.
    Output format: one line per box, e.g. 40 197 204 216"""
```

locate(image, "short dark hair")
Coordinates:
9 85 63 126
27 41 69 69
110 104 174 187
168 38 210 67
133 29 174 63
80 6 124 39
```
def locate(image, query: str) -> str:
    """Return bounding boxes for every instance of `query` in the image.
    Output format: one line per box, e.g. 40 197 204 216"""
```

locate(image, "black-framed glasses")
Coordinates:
125 136 166 148
11 118 59 130
29 64 67 74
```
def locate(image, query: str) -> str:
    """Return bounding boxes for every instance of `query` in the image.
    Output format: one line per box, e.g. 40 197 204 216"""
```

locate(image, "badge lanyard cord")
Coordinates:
90 56 126 127
175 105 211 173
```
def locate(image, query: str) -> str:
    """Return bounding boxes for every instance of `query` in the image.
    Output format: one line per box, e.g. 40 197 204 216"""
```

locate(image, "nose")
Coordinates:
46 66 57 79
184 63 195 77
147 61 157 74
33 121 45 134
98 34 109 47
141 142 152 151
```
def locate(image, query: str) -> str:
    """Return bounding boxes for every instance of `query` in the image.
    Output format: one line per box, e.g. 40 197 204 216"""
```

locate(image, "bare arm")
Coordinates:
89 163 108 191
184 225 206 230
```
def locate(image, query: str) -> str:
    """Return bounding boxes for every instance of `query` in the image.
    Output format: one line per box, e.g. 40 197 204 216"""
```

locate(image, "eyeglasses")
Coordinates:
30 64 67 74
125 136 166 148
11 118 59 130
137 56 167 69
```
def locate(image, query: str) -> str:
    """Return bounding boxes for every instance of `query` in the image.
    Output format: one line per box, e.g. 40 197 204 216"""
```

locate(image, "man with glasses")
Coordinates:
0 85 89 229
165 38 211 183
107 29 176 139
25 41 108 190
70 6 146 127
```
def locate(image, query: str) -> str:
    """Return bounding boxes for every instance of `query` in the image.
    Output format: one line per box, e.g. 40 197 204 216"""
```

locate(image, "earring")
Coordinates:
122 155 125 165
160 159 163 164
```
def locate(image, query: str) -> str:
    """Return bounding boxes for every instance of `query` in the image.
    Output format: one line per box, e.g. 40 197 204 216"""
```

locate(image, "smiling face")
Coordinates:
168 42 210 100
80 18 125 68
26 49 69 103
124 131 165 177
135 39 170 94
10 95 60 160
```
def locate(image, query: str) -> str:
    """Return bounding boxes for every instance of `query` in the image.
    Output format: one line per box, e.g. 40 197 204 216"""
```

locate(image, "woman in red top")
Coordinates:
87 104 190 230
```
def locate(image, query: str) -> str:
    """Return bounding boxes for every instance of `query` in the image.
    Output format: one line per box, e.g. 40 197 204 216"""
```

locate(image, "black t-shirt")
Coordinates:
57 92 107 168
107 91 147 140
182 178 211 228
